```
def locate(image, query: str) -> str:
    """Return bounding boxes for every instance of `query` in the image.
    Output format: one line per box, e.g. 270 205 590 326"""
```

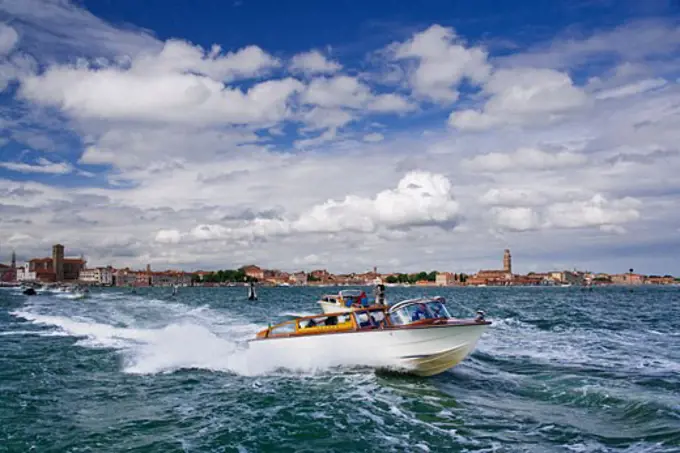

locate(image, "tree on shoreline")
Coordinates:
198 268 258 283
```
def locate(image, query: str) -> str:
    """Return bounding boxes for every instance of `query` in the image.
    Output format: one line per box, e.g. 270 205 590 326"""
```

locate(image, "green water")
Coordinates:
1 285 679 452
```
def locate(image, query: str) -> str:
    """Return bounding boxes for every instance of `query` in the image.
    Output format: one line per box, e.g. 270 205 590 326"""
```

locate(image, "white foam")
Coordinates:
10 298 410 377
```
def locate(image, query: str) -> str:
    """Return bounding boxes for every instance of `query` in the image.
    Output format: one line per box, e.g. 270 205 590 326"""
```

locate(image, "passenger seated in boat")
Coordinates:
370 313 385 328
360 292 368 306
356 312 376 328
411 304 429 321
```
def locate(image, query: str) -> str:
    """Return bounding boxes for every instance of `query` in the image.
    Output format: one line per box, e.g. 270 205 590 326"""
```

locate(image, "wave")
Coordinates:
9 294 408 377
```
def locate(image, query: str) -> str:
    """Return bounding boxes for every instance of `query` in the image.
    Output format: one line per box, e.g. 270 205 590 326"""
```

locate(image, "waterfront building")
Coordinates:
79 267 114 286
468 249 514 286
611 273 645 285
242 265 264 280
27 244 86 282
435 272 454 286
16 263 36 282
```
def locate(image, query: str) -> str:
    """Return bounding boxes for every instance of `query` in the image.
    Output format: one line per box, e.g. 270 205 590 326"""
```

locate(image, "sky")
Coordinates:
0 0 679 275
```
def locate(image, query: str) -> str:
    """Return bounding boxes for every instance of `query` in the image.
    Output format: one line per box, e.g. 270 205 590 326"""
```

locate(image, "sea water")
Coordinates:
1 285 678 452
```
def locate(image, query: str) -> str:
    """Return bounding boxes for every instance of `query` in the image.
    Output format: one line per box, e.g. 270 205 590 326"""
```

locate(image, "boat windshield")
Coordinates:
354 310 386 329
339 290 363 297
388 298 451 325
426 299 451 319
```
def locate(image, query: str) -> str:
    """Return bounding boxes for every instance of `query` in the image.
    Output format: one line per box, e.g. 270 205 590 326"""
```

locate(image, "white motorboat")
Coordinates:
317 289 371 313
249 297 491 377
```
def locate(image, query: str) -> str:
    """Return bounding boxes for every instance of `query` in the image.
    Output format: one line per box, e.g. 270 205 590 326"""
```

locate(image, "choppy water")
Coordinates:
1 285 679 452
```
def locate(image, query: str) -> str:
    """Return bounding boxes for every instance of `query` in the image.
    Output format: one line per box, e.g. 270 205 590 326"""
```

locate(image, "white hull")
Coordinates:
318 301 352 313
248 323 489 376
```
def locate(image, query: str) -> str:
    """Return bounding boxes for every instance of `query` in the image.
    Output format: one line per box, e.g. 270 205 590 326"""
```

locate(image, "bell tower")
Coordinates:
53 244 64 282
503 249 512 274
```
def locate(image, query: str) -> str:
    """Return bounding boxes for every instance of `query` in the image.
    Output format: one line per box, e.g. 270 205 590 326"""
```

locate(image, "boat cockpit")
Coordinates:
256 297 462 339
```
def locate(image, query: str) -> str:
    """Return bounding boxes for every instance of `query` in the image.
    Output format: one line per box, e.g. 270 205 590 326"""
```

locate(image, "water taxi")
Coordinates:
317 289 372 313
249 296 491 377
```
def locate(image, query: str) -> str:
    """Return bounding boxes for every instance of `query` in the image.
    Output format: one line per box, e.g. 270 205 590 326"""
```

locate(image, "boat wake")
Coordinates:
10 291 410 377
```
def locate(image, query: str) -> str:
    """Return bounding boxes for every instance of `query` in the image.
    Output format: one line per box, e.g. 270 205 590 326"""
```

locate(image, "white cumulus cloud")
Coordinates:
393 24 490 103
449 68 589 130
289 50 341 75
0 23 19 56
0 158 73 174
463 147 587 172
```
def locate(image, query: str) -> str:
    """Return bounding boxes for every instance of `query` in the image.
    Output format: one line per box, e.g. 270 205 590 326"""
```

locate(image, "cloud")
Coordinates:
491 194 641 232
289 50 342 75
301 75 369 109
18 47 297 125
363 132 384 143
167 171 462 242
544 194 641 230
463 147 587 172
392 24 490 102
480 188 547 207
1 3 679 275
0 0 160 58
366 93 416 113
0 23 19 56
499 19 680 71
155 229 182 244
594 78 668 100
0 158 73 174
449 68 589 130
491 206 542 232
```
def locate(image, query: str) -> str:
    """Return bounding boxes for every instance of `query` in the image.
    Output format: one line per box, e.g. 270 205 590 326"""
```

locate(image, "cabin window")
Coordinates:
337 314 351 324
354 312 374 328
426 300 451 319
270 322 296 335
389 303 434 324
354 311 384 328
370 311 385 325
299 315 349 328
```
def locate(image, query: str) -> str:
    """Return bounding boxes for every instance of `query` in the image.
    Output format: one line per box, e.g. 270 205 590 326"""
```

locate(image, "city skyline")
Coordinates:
1 244 675 283
1 1 680 275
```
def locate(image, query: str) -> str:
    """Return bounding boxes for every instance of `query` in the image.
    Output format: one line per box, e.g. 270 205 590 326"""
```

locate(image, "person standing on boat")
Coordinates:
374 281 386 305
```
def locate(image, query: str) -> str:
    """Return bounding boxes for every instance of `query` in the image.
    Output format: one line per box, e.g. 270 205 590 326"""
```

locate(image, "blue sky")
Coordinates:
0 0 679 274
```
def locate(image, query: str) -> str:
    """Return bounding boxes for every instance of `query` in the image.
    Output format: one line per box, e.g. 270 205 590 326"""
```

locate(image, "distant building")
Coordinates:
0 264 14 282
27 244 85 282
16 263 36 282
503 249 512 273
611 273 645 285
80 267 114 286
242 265 264 280
290 271 308 285
114 268 138 286
469 249 514 286
435 272 454 286
645 276 675 285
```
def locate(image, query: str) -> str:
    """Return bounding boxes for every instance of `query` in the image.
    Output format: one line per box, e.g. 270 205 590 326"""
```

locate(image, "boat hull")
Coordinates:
318 301 352 313
248 322 489 377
